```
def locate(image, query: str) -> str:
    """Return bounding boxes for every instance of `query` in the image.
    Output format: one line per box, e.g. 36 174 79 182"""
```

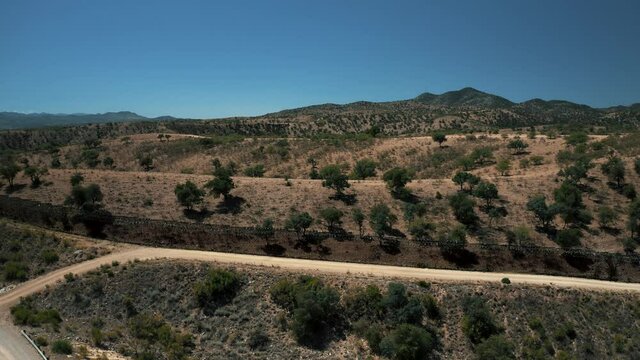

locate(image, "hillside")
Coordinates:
14 259 640 359
1 87 639 151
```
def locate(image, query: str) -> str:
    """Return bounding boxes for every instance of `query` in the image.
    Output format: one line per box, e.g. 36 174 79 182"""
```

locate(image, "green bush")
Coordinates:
555 228 582 249
475 335 516 360
193 269 241 313
3 261 28 281
41 249 59 265
51 339 73 354
461 296 500 344
379 324 437 360
243 164 266 177
270 276 341 347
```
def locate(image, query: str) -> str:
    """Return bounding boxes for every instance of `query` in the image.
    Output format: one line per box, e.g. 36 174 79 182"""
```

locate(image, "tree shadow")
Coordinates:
183 208 214 222
601 226 621 236
562 253 594 272
4 184 27 194
379 237 401 255
330 193 357 205
441 249 479 268
216 195 246 214
262 244 286 256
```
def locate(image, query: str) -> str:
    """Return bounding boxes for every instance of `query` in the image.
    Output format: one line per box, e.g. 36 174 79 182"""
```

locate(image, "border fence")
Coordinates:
1 195 638 265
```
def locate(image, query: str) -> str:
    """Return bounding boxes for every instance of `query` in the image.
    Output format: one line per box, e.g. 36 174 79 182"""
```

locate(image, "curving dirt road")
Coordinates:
2 245 640 359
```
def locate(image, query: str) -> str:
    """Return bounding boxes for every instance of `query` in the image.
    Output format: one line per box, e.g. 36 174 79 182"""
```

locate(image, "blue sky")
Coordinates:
1 0 639 118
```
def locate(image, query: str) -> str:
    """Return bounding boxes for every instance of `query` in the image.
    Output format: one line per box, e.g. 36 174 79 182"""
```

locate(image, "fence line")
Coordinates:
1 195 638 264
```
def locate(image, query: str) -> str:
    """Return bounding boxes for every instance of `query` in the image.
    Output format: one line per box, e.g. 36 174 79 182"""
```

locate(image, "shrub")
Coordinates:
243 164 266 177
52 339 73 354
174 181 205 210
3 261 28 281
248 329 270 350
193 269 241 313
41 249 59 265
432 132 447 147
449 192 478 226
269 276 342 347
530 155 545 165
344 285 384 321
475 335 516 360
11 301 62 328
379 324 437 360
461 296 500 344
555 228 582 248
351 158 377 180
501 277 511 285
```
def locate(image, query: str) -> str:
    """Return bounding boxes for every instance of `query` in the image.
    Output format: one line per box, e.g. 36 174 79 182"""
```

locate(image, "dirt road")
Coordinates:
2 245 640 359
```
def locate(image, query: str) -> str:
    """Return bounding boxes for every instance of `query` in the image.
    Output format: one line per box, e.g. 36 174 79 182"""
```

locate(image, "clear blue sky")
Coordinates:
1 0 639 118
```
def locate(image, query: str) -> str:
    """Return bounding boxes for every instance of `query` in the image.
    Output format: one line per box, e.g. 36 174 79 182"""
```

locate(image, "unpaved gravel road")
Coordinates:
2 244 640 359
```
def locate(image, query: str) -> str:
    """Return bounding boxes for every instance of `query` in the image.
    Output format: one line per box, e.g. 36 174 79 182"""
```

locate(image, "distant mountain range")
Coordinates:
1 87 638 131
0 111 175 130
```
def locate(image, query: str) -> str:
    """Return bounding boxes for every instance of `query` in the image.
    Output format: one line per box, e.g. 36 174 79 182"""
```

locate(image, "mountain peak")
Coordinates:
414 87 514 108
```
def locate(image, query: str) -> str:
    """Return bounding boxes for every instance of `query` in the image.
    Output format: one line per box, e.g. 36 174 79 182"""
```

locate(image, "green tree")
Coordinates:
256 218 275 244
369 203 397 237
205 167 235 199
307 157 320 179
23 166 48 187
507 138 529 154
526 195 558 230
285 212 313 241
438 224 468 252
557 159 593 185
352 159 377 180
449 192 478 226
319 164 350 197
0 161 21 188
319 207 344 231
470 147 494 165
495 159 511 176
352 208 366 238
67 183 104 210
432 132 447 148
452 171 471 191
383 167 414 199
174 181 205 210
635 158 640 176
554 182 591 226
601 156 626 188
473 181 499 207
598 206 618 229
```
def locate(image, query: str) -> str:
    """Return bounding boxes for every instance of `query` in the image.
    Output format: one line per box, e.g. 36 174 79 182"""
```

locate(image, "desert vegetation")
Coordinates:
12 260 640 360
